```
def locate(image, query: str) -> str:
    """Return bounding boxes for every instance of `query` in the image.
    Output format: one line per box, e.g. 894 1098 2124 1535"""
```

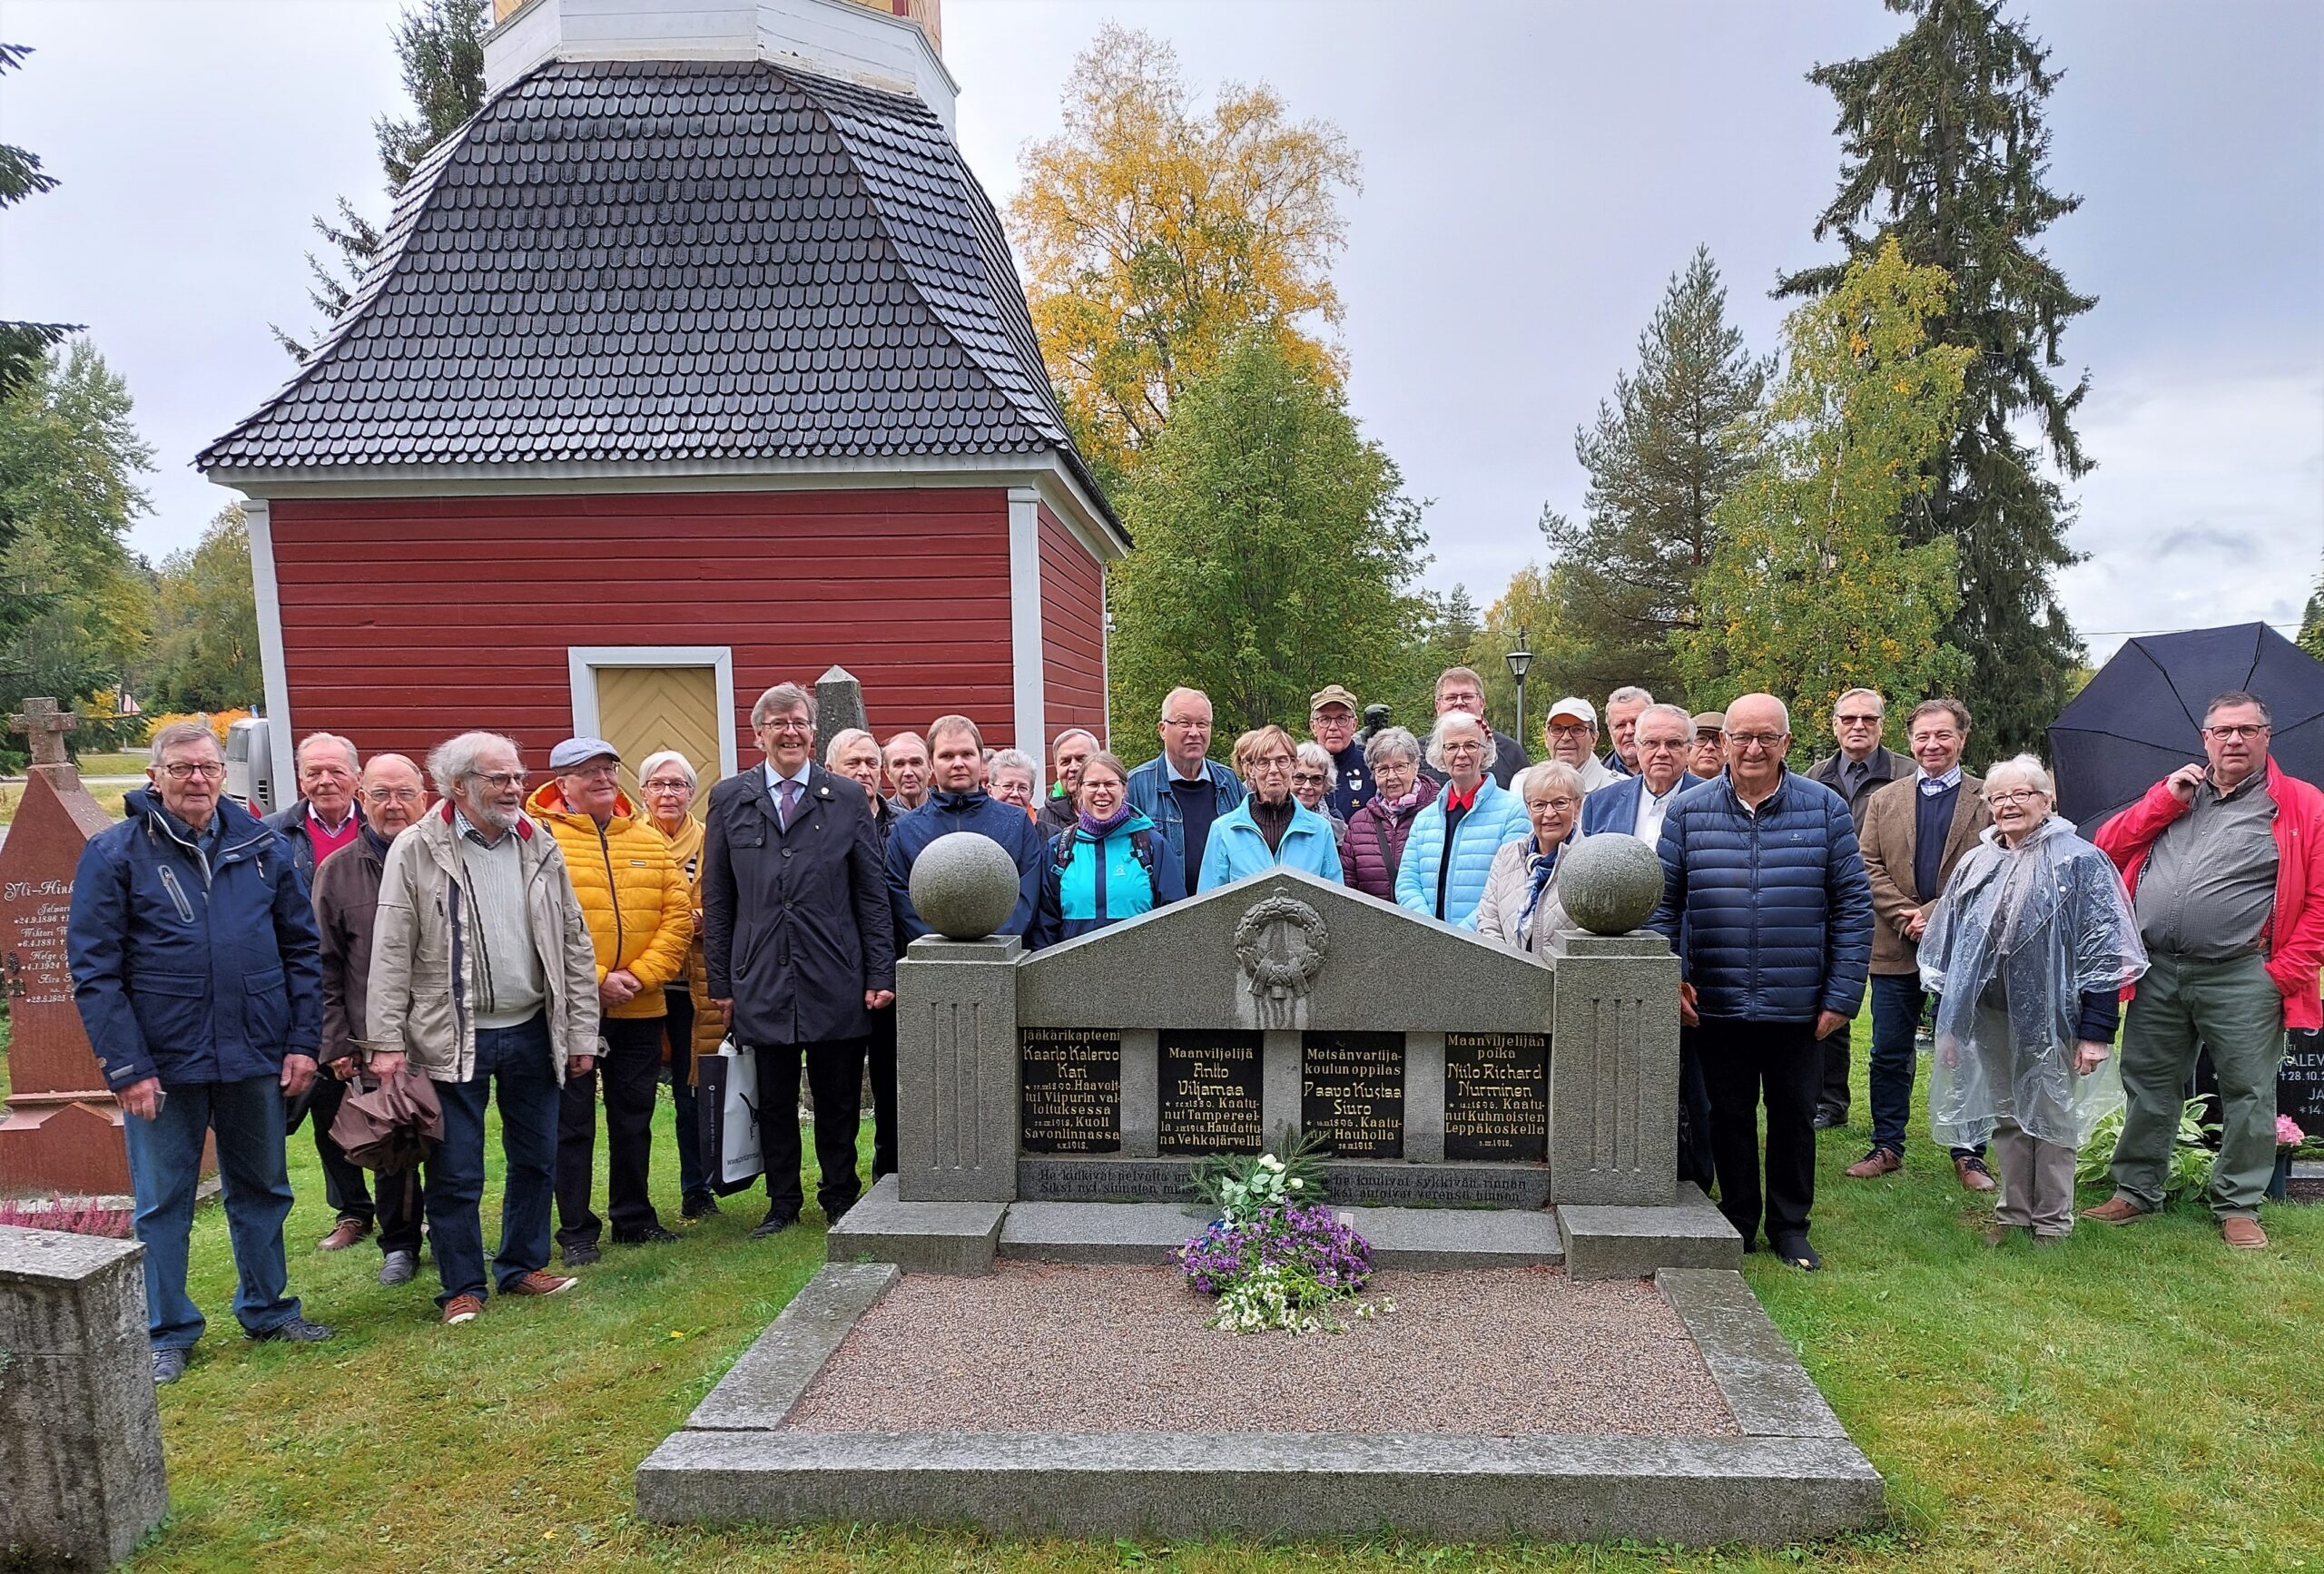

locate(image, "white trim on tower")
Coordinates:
241 497 298 797
1007 487 1047 774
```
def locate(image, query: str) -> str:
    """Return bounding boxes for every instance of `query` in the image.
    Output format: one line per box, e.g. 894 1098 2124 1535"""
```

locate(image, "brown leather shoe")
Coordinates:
504 1271 576 1297
318 1217 370 1252
441 1294 484 1325
2080 1196 2150 1225
2221 1217 2269 1250
1845 1148 1902 1179
1954 1155 1997 1193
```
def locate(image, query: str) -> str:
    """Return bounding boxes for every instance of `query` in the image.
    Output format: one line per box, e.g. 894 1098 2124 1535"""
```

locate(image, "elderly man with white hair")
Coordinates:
1395 711 1530 926
264 731 381 1254
368 732 601 1324
1921 754 2145 1244
1649 693 1874 1272
1580 703 1699 845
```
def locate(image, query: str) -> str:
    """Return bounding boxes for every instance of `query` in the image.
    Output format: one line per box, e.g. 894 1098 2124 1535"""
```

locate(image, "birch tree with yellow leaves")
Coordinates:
1680 238 1971 730
1008 25 1359 484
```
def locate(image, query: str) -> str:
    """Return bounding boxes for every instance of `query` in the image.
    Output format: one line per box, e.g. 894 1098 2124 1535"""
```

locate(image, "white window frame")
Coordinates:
566 644 738 780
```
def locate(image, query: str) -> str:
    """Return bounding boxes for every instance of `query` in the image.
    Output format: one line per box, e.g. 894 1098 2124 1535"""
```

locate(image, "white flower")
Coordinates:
1259 1155 1284 1171
1289 1178 1305 1190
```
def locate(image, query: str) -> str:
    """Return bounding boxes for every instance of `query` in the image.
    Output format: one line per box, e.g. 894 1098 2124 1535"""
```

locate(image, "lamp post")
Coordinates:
1505 627 1534 753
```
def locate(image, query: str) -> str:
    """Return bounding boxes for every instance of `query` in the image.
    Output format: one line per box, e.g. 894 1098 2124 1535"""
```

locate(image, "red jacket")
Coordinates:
2095 758 2324 1031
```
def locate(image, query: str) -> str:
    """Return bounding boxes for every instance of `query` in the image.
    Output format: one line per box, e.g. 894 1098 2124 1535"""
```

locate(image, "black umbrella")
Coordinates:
2047 622 2324 834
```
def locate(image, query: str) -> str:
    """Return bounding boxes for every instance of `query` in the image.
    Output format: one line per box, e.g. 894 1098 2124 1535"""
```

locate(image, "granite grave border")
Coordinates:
635 1260 1885 1545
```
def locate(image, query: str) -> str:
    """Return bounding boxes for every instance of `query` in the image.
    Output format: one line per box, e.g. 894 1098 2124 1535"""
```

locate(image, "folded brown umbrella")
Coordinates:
328 1068 445 1173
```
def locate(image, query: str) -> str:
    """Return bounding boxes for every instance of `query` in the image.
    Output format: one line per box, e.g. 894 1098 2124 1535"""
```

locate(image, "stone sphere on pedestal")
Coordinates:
1560 833 1666 936
908 831 1022 939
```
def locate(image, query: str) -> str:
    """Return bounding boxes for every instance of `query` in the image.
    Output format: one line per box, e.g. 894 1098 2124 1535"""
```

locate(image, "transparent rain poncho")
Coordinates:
1918 815 2150 1149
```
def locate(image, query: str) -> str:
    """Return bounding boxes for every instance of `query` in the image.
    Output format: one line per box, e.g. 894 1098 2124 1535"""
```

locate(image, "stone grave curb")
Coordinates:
635 1264 1886 1545
684 1262 896 1431
1557 1183 1743 1281
825 1177 1005 1275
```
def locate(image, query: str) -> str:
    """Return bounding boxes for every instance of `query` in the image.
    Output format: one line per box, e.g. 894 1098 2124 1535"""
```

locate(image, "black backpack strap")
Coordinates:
1128 826 1162 901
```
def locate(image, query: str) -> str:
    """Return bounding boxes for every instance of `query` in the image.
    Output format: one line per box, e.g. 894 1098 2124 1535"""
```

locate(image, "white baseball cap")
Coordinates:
1547 697 1598 726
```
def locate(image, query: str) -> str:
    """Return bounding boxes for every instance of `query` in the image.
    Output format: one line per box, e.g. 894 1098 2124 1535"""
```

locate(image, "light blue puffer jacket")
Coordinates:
1395 776 1530 927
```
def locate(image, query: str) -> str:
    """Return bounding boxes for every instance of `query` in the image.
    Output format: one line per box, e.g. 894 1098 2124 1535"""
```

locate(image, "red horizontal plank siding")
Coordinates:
1037 504 1108 748
269 488 1013 771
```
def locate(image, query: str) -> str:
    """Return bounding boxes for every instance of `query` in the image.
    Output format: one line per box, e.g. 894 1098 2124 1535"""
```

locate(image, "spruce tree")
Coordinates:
1780 0 2093 753
1541 246 1768 698
0 44 77 398
274 0 487 357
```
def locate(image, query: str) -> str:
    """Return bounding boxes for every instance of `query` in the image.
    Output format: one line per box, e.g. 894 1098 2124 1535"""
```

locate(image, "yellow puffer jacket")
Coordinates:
646 812 725 1067
526 781 693 1019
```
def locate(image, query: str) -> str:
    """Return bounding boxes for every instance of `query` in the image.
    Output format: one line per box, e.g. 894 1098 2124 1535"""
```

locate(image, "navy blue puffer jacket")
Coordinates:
1648 769 1874 1023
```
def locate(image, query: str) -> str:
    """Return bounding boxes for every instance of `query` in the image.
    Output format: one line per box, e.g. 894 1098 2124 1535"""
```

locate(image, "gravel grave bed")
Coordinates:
785 1262 1739 1437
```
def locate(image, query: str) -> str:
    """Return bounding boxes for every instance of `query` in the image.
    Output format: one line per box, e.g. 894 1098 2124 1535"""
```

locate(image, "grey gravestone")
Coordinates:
813 664 868 758
0 1225 168 1567
1561 832 1666 936
908 832 1021 940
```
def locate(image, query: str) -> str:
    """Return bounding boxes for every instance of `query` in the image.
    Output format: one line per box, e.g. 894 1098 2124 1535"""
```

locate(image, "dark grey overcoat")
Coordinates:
702 763 894 1047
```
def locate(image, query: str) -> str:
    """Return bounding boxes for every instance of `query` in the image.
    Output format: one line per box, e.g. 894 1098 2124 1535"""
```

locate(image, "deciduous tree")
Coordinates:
1682 240 1969 729
145 506 262 713
0 343 154 727
1009 25 1359 483
1541 248 1768 697
1780 0 2093 753
1107 335 1426 752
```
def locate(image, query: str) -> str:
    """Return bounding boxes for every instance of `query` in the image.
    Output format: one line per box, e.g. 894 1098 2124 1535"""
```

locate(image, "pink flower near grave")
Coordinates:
2278 1116 2307 1148
0 1195 133 1237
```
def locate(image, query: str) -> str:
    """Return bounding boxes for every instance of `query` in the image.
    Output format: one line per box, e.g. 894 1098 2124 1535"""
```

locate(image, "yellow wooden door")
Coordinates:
593 666 720 818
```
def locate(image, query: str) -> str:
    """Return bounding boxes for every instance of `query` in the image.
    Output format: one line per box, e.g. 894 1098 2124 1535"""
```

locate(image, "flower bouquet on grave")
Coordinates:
1177 1127 1393 1336
2267 1116 2305 1203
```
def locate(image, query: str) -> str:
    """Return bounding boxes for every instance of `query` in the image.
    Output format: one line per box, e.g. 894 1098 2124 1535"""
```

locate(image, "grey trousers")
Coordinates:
1992 1118 2077 1236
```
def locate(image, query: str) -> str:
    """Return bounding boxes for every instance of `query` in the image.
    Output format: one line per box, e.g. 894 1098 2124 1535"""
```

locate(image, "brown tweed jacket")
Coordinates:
1858 772 1991 977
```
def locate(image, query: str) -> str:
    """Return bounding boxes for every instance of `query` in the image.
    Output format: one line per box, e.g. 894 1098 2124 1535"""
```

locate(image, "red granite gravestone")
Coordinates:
0 701 133 1197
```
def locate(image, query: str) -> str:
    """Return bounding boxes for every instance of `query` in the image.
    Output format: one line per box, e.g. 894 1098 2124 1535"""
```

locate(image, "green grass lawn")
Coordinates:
5 1035 2311 1573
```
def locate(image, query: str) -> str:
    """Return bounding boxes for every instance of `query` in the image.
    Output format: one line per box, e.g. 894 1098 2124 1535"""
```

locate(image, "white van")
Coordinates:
224 716 277 816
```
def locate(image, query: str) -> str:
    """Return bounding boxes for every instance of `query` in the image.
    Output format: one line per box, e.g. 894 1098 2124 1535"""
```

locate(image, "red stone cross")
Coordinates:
7 696 76 767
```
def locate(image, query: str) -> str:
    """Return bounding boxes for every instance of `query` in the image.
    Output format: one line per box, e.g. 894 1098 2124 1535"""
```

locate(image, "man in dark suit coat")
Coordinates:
1803 688 1912 1127
1844 698 1996 1190
703 682 894 1238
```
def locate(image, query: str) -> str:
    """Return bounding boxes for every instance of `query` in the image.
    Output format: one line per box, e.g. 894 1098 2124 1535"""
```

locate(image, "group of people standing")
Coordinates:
65 664 2320 1384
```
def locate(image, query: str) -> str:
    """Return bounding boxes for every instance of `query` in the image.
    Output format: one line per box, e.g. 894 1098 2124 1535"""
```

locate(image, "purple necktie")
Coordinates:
778 778 801 830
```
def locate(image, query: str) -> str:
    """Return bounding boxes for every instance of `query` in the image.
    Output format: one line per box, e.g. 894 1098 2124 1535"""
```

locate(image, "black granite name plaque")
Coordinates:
1301 1031 1403 1158
1443 1031 1549 1163
2280 1028 2324 1136
1019 1028 1122 1155
1157 1029 1265 1155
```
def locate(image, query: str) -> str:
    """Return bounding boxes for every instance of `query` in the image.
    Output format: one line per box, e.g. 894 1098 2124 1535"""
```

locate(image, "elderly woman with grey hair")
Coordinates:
1395 712 1530 925
1341 725 1438 900
1292 741 1352 850
1919 753 2147 1245
987 747 1040 817
1473 762 1585 956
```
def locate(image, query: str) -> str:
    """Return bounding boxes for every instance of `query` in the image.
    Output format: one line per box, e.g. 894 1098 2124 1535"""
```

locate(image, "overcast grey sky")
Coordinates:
3 0 2318 662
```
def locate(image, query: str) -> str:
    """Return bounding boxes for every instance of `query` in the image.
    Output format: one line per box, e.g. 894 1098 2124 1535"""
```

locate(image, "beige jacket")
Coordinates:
364 804 601 1082
1471 836 1571 959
